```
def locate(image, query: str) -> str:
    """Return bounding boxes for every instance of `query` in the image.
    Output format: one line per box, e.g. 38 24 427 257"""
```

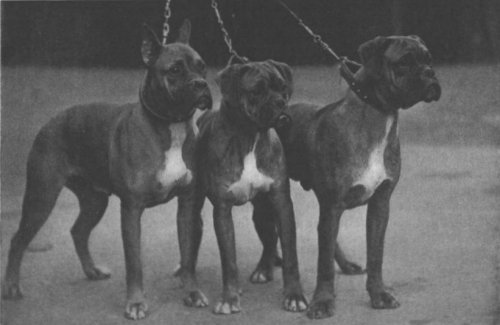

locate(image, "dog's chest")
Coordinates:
156 123 192 191
350 116 394 202
227 132 275 203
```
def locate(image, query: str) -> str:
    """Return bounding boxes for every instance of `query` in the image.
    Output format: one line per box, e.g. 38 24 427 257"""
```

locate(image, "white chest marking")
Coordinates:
228 132 274 202
157 122 192 189
353 116 394 198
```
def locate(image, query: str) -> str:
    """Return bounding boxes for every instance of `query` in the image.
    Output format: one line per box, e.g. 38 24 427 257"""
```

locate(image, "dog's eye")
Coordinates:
423 53 433 65
196 61 207 73
250 88 261 96
168 65 182 75
396 54 415 67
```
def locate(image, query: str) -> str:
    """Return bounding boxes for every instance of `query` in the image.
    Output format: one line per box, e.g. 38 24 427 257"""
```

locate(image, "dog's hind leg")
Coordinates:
250 194 282 284
2 150 66 300
68 178 111 281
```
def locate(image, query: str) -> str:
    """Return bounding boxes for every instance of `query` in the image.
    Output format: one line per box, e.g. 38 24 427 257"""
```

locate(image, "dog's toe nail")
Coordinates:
221 303 231 314
289 300 297 311
231 302 241 313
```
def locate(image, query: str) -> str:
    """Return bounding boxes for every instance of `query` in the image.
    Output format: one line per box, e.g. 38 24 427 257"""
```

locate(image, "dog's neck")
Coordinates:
139 72 176 124
347 67 400 114
220 99 263 136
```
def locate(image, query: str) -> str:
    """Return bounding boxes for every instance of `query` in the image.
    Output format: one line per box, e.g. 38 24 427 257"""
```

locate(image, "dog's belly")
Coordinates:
349 116 394 205
228 133 274 203
156 123 192 194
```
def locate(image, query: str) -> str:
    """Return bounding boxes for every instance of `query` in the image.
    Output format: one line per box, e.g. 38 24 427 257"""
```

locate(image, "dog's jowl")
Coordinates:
253 35 441 319
2 20 212 320
186 60 308 315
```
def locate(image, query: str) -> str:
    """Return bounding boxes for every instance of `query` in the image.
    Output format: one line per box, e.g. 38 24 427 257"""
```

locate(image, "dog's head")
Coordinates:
217 59 293 129
358 35 441 109
141 19 212 121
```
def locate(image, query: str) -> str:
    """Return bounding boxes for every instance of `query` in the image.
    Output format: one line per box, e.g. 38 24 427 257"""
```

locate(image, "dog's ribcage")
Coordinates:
157 122 192 190
353 116 394 199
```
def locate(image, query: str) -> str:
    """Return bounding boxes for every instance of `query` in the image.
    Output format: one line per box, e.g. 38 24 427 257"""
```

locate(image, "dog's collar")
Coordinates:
339 61 393 114
139 82 196 123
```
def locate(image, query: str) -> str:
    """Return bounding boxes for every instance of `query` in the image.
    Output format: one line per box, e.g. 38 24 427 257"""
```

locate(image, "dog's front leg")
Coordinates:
212 201 241 315
307 198 343 319
366 181 400 309
267 188 308 312
177 190 208 308
120 201 148 320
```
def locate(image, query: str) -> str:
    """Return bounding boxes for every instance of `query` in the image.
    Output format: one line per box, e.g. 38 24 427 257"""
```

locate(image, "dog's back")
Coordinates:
28 103 129 191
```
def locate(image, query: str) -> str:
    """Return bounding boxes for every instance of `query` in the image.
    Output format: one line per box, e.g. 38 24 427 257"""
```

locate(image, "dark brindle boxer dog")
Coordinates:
189 59 308 314
2 20 212 320
252 35 441 319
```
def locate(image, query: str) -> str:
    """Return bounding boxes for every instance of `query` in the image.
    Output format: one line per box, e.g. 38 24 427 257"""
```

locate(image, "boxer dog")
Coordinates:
188 59 308 314
2 20 212 320
252 35 441 318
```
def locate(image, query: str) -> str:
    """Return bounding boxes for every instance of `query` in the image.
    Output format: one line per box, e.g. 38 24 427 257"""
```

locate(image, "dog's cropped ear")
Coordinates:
176 19 191 44
267 60 294 98
407 35 426 46
358 36 392 79
142 24 162 66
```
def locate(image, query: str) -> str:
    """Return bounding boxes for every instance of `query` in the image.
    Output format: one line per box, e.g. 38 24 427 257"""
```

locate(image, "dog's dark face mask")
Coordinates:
359 35 441 110
141 20 212 121
217 60 293 130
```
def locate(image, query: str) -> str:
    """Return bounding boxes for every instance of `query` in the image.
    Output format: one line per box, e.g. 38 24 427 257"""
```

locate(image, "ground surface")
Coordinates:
1 65 499 325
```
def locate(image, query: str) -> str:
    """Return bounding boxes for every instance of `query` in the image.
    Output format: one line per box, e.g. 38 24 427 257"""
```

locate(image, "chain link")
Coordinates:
276 0 360 68
211 0 248 63
162 0 172 46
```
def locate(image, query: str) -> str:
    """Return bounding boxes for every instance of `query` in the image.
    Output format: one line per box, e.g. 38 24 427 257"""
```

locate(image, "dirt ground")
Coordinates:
1 65 499 325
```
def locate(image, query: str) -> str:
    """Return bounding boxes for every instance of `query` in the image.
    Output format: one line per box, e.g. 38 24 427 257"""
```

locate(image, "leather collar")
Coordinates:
139 81 196 123
339 61 393 114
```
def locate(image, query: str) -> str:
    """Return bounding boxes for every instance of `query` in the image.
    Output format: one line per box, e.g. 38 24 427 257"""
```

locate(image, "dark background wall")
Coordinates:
2 0 499 68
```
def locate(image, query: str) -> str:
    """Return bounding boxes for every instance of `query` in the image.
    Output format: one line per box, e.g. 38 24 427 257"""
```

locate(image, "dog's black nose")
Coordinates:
191 79 208 91
422 67 435 78
275 98 287 108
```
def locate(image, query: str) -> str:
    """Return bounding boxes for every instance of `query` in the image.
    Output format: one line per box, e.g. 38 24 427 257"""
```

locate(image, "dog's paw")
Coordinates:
184 290 209 308
124 300 148 320
306 296 335 319
370 290 400 309
2 283 23 300
249 266 273 284
213 295 241 315
283 293 308 312
339 261 365 275
84 265 111 281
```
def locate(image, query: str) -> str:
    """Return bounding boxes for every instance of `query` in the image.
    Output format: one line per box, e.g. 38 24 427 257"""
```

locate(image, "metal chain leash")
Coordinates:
162 0 172 46
276 0 360 68
211 0 248 63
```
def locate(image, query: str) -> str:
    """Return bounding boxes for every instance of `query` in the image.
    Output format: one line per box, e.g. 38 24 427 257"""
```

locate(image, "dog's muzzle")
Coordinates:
423 81 441 103
421 67 441 103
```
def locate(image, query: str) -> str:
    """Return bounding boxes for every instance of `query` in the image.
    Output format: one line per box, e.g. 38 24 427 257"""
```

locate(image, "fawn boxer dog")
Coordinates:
2 20 212 320
187 59 308 314
252 35 441 319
